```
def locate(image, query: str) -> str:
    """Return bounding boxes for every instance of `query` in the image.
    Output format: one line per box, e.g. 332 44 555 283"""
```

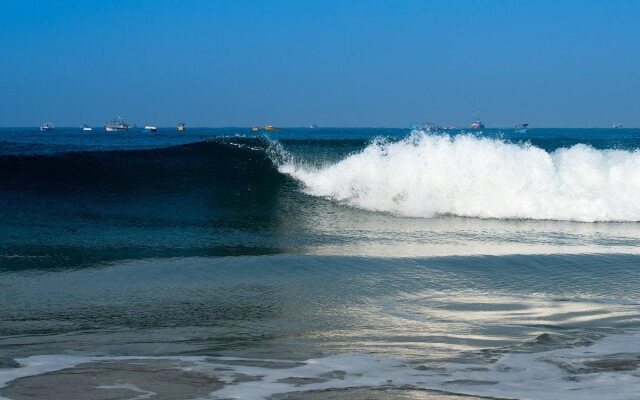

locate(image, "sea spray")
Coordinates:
277 131 640 222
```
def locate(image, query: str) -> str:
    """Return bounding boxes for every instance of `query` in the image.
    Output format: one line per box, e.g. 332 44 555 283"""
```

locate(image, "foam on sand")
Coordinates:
278 132 640 222
2 333 640 399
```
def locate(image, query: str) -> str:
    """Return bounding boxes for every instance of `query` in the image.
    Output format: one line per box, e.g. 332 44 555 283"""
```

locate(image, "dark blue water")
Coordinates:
1 127 640 399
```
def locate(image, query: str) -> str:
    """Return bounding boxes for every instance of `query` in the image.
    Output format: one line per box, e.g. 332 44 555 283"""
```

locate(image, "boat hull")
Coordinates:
40 123 54 131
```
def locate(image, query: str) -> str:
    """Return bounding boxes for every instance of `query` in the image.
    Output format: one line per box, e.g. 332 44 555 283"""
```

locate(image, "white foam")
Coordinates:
197 335 640 399
3 334 640 399
96 383 156 399
0 355 86 389
277 132 640 222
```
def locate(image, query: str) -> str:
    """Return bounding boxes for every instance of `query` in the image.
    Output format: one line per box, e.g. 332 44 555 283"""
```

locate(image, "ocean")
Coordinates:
1 127 640 399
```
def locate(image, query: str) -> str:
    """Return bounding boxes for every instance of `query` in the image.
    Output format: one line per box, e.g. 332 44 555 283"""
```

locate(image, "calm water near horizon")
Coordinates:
1 127 640 399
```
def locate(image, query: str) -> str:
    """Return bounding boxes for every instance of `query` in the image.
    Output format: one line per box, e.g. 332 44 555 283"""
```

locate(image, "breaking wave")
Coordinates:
277 132 640 222
5 134 640 223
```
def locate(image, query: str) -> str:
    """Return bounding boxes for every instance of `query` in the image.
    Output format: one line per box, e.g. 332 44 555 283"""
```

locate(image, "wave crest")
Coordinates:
278 132 640 222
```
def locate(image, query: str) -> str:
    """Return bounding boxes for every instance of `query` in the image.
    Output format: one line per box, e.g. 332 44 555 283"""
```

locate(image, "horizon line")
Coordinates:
0 125 637 130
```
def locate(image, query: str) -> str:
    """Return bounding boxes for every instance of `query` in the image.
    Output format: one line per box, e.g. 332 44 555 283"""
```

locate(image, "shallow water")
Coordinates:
1 127 640 399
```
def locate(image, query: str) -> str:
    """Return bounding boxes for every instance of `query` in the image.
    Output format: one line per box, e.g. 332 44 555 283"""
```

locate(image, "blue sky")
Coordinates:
1 0 639 127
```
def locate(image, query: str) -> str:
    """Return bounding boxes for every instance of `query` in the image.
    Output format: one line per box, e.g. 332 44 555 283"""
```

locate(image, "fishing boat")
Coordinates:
263 125 282 131
81 124 92 131
143 125 158 133
514 123 529 134
177 123 186 132
613 122 623 129
309 124 318 129
40 122 54 131
469 117 484 130
105 117 131 132
251 126 261 132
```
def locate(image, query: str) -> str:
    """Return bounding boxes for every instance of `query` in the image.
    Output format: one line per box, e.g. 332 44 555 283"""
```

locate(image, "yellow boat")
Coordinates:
263 125 282 131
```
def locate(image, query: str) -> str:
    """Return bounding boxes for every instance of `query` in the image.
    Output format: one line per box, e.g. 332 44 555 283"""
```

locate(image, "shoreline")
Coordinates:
0 358 498 400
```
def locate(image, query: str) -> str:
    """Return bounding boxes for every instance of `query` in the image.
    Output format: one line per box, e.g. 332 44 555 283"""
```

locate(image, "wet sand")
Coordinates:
0 360 222 400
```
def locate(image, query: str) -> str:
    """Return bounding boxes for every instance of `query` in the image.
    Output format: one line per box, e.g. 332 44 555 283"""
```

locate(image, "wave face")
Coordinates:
0 138 282 194
278 132 640 222
0 138 302 267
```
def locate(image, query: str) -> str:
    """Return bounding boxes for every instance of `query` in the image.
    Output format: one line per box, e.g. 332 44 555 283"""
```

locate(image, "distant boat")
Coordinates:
105 117 131 132
81 124 92 131
251 126 261 132
40 122 54 131
309 124 318 129
177 123 186 132
263 125 282 131
469 117 484 130
417 122 443 133
514 123 529 134
143 125 158 133
613 122 623 129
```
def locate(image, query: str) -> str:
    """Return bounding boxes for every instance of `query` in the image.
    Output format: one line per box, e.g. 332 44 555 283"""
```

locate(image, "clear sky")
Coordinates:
1 0 639 127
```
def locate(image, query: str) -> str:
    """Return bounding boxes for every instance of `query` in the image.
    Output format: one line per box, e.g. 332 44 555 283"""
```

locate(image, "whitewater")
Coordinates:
278 131 640 222
4 333 640 400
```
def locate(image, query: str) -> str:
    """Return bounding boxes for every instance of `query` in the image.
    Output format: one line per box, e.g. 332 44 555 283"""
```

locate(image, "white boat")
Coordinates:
470 116 484 130
105 117 131 132
40 122 54 131
613 122 623 129
81 124 92 131
143 125 158 133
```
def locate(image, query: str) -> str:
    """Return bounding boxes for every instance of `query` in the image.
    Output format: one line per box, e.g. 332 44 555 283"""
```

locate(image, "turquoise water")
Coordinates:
1 127 640 399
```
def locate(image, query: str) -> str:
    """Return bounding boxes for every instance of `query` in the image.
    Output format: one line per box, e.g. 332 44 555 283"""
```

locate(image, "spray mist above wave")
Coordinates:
276 132 640 222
